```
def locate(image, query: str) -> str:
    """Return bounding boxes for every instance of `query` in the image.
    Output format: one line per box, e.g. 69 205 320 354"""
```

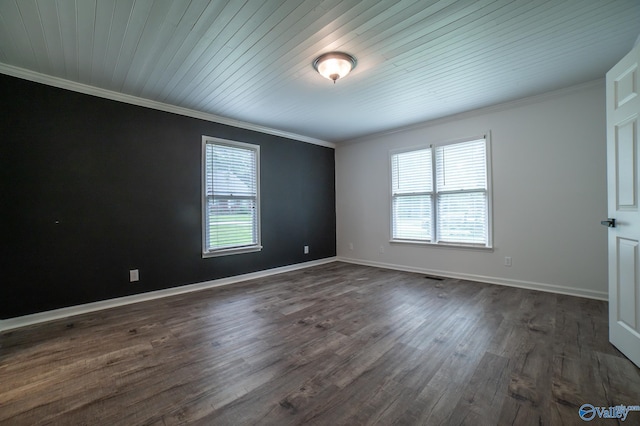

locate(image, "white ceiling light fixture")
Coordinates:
313 52 357 83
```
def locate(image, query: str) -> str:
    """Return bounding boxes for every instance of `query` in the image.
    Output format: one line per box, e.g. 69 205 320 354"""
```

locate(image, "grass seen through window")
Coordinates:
208 213 255 248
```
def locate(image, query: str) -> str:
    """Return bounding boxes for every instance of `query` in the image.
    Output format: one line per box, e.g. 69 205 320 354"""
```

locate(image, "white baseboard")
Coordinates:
0 257 337 332
336 257 608 301
1 256 607 333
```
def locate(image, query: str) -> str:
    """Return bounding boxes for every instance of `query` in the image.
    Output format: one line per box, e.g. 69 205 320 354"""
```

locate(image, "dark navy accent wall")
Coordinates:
0 74 336 319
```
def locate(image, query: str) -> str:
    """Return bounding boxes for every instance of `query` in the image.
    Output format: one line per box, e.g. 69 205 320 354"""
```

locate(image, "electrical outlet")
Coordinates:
379 244 385 254
304 245 309 254
129 269 139 282
504 257 512 267
349 242 354 250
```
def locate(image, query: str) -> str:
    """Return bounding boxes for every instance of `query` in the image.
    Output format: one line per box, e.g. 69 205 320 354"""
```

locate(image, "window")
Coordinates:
202 136 261 257
391 135 491 247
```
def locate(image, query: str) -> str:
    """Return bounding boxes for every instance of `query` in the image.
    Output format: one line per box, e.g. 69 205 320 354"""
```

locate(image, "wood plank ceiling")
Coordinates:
0 0 638 143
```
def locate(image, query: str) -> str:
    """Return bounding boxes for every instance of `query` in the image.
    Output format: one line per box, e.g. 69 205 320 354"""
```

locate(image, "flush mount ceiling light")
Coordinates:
313 52 357 83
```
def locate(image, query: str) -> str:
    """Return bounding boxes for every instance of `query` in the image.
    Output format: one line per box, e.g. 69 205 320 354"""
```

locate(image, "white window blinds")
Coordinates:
391 137 490 247
203 138 260 256
435 139 487 244
391 148 432 241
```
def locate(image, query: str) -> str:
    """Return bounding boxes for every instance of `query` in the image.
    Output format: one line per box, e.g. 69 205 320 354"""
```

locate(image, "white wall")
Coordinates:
336 80 608 299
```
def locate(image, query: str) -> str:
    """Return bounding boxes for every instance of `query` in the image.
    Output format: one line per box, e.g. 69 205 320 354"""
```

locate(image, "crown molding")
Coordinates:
0 62 335 149
341 78 604 146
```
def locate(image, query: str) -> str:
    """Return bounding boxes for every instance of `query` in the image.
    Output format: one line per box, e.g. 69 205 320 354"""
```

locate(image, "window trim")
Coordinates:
202 136 262 258
389 133 493 249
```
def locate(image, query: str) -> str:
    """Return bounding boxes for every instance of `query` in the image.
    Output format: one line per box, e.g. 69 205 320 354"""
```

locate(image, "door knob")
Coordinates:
601 218 616 227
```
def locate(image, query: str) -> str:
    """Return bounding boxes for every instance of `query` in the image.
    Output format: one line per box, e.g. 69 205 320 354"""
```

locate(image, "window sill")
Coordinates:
389 239 493 252
203 244 263 258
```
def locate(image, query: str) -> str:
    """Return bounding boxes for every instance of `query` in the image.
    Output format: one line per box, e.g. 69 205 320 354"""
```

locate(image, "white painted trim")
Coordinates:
388 134 493 248
342 79 604 145
0 62 335 149
201 136 262 258
0 257 337 332
336 257 608 301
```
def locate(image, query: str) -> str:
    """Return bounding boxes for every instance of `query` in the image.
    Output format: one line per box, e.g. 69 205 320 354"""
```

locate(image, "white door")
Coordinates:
606 43 640 368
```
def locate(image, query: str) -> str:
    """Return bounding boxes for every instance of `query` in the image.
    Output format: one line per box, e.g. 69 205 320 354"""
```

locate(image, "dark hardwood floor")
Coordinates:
1 262 639 425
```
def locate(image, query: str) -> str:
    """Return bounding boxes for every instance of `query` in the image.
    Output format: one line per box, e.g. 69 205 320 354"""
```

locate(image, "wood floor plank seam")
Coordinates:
1 262 638 425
